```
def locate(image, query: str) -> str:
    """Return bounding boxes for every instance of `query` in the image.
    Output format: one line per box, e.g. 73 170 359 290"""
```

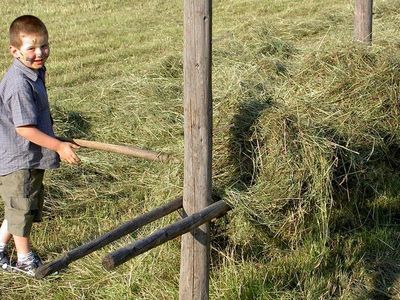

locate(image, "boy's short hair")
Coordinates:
9 15 48 48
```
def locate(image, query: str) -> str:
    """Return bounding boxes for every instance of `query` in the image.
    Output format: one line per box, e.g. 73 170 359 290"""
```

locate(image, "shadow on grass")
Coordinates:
367 258 400 299
210 97 273 268
327 137 400 299
52 106 91 138
40 109 95 253
228 98 272 189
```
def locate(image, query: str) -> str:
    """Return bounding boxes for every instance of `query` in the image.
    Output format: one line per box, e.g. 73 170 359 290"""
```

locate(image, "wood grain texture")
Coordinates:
180 0 212 299
354 0 373 44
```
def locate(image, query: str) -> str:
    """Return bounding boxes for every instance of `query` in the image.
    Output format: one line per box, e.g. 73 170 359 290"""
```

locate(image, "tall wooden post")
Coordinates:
354 0 373 45
180 0 212 299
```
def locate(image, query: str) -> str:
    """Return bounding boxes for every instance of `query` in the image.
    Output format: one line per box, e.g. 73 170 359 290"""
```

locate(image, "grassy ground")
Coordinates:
0 0 400 299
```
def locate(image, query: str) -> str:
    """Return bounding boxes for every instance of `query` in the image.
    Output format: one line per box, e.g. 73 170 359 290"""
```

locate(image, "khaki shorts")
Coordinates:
0 169 45 237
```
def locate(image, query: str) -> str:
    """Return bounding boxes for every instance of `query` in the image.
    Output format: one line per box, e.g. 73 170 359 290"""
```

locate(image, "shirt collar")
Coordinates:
12 58 46 82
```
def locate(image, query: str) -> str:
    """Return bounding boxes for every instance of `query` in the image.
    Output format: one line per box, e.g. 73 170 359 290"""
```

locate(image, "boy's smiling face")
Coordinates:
10 33 50 70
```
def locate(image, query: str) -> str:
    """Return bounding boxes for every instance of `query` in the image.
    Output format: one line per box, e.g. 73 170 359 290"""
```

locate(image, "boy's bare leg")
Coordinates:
0 220 30 253
0 220 12 245
13 236 30 255
0 220 12 268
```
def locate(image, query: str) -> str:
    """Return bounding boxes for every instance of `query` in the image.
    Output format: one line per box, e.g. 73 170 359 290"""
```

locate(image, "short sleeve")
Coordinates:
9 82 38 127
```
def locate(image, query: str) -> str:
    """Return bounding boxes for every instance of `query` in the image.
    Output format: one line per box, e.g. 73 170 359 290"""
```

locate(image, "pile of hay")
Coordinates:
219 44 400 249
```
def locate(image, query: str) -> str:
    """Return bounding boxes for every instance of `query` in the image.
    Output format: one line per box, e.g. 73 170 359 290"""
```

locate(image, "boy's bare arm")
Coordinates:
15 125 81 165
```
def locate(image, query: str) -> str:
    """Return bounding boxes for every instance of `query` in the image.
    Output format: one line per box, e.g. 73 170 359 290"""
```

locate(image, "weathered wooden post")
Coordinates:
354 0 373 45
180 0 212 299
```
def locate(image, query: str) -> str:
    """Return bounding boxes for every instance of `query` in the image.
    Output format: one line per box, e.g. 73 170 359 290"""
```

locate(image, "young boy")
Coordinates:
0 15 81 275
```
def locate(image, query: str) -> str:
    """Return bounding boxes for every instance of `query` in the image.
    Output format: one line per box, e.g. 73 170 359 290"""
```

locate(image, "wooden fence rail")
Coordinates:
102 200 231 271
35 196 183 279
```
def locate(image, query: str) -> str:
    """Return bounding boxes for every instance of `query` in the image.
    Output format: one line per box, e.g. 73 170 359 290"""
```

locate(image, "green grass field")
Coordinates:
1 0 400 299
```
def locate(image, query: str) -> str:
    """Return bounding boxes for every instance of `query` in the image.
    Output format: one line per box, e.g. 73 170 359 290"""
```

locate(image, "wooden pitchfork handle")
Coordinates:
57 137 172 162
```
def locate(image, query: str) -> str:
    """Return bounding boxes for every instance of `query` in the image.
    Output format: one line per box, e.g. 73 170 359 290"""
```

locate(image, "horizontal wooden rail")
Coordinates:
35 196 183 279
58 137 172 162
102 200 231 271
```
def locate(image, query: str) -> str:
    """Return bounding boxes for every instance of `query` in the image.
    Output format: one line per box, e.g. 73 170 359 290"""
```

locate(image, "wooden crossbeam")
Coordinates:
35 196 183 279
102 200 231 271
